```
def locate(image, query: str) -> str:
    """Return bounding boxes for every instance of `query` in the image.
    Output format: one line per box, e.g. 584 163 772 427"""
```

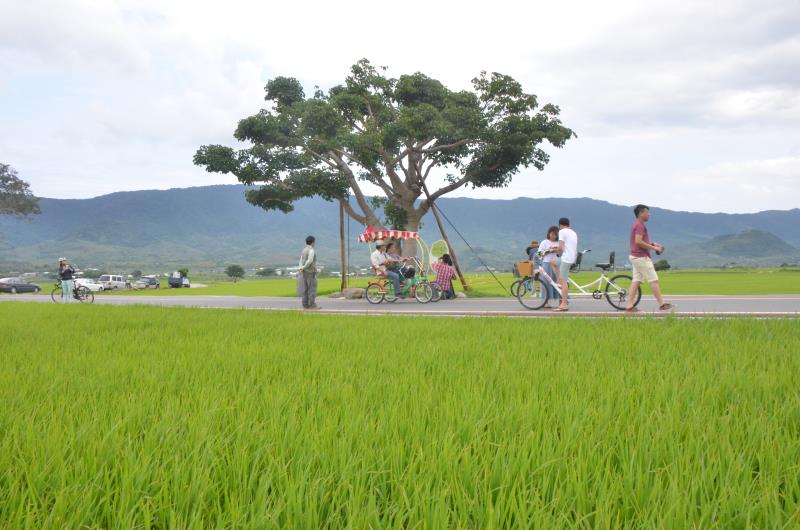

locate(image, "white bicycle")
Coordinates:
516 250 641 311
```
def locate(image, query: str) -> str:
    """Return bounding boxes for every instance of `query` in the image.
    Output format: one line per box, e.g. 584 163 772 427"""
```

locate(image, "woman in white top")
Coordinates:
538 226 561 306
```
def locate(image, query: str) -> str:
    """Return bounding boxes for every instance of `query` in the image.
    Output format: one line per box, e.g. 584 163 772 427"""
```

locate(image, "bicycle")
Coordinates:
516 250 641 311
51 280 94 304
365 258 434 304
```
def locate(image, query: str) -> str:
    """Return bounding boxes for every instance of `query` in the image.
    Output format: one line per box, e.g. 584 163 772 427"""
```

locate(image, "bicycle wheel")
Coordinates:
429 283 442 302
75 286 94 304
365 283 385 304
51 286 62 303
510 278 523 298
517 277 550 310
605 274 640 310
414 282 433 303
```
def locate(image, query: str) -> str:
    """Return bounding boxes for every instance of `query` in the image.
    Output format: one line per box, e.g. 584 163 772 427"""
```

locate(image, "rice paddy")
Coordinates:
2 303 799 528
99 267 800 298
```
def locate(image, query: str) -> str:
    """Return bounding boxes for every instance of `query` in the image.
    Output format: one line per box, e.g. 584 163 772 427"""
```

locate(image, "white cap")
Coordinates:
374 239 386 246
58 257 67 262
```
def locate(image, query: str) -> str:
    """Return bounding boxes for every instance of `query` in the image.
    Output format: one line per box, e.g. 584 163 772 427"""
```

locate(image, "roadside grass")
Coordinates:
94 268 800 298
2 303 799 528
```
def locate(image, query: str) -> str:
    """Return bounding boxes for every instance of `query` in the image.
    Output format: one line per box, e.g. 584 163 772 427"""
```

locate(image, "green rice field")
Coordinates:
2 303 799 528
100 267 800 298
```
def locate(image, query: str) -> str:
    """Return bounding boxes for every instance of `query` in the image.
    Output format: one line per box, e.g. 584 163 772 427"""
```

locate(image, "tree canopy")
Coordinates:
195 59 574 233
0 163 40 217
225 264 245 281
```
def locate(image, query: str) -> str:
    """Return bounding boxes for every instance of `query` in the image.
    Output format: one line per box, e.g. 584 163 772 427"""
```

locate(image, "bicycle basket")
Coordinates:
516 260 533 277
400 264 416 279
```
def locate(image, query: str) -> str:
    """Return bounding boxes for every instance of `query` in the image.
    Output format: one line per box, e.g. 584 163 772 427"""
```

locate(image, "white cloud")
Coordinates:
0 0 798 213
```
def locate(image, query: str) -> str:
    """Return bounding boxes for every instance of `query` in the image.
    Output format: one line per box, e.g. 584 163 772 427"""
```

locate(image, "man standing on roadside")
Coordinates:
626 205 673 313
554 217 577 312
298 235 319 310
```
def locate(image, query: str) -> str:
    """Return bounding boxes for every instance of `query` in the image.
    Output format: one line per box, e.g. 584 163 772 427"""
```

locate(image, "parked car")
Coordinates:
98 274 128 290
133 276 160 289
0 277 41 294
75 278 105 292
168 271 190 288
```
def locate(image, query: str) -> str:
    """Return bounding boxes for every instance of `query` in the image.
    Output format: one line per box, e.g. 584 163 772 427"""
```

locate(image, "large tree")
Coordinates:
0 163 40 217
195 59 574 250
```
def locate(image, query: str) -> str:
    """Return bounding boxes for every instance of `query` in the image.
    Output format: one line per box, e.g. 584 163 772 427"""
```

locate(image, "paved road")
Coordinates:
4 293 799 317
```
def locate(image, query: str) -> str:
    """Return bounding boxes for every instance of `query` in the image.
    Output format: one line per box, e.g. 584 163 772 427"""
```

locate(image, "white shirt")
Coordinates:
539 239 560 264
558 227 578 264
370 249 387 269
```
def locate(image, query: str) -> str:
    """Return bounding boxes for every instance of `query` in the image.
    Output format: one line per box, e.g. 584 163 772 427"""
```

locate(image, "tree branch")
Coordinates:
415 138 475 154
329 151 381 226
339 197 366 225
306 148 338 169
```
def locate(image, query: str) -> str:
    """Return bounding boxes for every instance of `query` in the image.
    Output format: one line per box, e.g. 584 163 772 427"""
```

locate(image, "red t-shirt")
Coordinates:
630 220 651 258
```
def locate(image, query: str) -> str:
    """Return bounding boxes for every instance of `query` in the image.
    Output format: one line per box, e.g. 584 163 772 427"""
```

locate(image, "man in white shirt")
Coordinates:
370 240 403 298
555 217 578 312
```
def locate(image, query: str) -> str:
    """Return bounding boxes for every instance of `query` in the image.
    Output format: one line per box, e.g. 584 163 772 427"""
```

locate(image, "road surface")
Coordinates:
3 293 800 317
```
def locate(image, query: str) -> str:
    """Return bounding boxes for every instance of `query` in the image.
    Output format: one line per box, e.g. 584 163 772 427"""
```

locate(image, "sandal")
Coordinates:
552 306 569 312
659 303 674 311
624 307 640 313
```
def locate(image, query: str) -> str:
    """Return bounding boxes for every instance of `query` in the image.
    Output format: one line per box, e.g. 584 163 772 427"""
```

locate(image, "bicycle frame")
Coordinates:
370 257 431 297
535 265 614 298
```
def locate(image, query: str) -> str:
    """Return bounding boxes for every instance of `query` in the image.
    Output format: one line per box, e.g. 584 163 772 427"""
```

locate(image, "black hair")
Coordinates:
441 253 453 266
547 225 559 239
633 204 649 218
305 235 315 245
558 217 570 227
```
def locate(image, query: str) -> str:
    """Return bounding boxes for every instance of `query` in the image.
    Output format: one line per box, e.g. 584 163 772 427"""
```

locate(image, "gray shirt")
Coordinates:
299 245 317 273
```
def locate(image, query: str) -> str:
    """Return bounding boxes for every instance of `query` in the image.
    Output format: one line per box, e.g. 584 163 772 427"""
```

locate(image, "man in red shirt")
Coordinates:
626 205 673 312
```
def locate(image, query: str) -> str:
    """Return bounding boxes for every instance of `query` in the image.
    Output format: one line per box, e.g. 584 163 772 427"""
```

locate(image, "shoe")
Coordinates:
305 305 321 310
659 303 674 311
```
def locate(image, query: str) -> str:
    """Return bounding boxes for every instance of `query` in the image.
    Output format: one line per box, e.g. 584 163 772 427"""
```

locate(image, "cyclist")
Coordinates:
371 240 403 299
539 226 561 307
57 257 76 303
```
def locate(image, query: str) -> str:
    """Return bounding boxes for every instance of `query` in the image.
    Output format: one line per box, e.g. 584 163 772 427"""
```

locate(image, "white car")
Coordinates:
98 274 128 290
75 278 105 292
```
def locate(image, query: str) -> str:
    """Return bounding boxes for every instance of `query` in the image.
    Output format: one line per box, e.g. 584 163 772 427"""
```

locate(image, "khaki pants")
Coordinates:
630 256 659 283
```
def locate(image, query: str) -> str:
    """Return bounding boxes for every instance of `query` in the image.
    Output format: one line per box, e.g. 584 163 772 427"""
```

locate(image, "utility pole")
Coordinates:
421 182 469 291
339 200 348 291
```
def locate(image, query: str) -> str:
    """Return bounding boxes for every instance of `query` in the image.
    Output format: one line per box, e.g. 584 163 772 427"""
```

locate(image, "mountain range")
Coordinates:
1 185 798 271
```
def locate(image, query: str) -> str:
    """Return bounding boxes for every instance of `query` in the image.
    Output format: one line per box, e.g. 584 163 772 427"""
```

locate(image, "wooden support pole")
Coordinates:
421 183 469 291
339 200 348 291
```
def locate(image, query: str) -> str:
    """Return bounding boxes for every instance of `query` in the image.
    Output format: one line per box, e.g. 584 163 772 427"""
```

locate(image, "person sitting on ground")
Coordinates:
432 253 457 300
370 240 404 298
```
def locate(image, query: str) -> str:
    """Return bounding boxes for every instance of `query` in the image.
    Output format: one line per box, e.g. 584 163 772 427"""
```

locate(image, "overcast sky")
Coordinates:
1 0 798 213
